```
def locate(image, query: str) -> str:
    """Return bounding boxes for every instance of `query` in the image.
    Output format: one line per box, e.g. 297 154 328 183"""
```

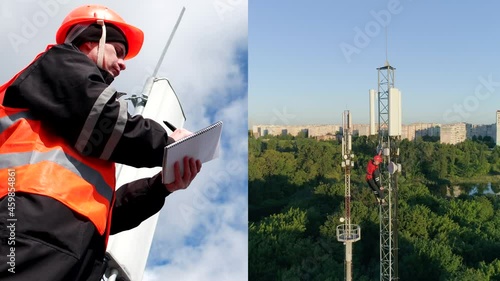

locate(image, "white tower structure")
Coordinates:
496 110 500 146
337 110 361 281
369 89 376 136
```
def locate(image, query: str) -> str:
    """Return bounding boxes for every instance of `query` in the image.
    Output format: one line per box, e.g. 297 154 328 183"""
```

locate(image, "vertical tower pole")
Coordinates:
376 61 399 281
337 110 361 281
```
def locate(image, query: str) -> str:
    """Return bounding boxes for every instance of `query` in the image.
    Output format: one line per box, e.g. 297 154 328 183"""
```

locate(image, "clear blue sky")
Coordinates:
249 0 500 127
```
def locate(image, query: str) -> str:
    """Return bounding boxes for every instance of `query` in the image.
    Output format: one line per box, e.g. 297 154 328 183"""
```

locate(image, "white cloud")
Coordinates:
135 1 248 280
217 94 248 140
143 218 248 281
0 0 248 280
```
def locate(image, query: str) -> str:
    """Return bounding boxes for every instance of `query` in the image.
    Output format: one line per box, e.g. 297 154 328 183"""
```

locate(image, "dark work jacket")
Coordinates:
3 43 174 166
0 44 174 281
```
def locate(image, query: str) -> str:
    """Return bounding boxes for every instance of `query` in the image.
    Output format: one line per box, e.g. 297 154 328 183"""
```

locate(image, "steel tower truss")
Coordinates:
376 62 399 281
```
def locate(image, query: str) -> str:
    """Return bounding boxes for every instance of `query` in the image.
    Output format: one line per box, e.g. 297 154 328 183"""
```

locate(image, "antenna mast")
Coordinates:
153 7 186 77
385 26 388 65
337 110 361 281
129 6 186 115
375 25 402 281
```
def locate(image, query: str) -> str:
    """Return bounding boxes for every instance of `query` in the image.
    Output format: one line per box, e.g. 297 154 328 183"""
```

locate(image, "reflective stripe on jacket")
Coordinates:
0 104 115 236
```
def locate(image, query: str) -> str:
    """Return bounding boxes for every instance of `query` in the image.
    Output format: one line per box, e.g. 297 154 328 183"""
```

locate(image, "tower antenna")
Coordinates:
337 110 361 281
385 26 389 66
153 6 186 77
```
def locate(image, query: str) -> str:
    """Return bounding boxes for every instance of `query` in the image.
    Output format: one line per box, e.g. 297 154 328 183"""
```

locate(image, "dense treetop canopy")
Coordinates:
249 134 500 281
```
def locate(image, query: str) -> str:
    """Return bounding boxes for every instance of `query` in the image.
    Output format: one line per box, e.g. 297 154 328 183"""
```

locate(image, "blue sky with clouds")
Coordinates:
0 1 247 280
249 0 500 127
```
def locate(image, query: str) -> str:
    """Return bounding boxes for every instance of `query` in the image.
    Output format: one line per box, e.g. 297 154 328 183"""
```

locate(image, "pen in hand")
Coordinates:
163 120 177 132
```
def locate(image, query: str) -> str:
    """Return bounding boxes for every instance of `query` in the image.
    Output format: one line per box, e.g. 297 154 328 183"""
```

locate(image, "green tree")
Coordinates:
249 208 309 281
399 238 462 280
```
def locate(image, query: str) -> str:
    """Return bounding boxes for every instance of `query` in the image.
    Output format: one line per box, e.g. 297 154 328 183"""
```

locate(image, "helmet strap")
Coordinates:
64 23 90 44
96 19 106 69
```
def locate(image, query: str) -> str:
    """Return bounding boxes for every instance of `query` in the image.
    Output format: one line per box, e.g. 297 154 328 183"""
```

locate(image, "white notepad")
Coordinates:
162 121 223 184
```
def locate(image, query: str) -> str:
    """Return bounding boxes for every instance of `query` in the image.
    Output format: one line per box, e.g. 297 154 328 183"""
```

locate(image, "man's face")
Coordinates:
87 42 127 77
374 160 380 165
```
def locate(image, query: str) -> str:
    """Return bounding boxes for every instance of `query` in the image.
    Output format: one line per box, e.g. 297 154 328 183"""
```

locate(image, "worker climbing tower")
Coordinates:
337 110 361 281
370 60 402 281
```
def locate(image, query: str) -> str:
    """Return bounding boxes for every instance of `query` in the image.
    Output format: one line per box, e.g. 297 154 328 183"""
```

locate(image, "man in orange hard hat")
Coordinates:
366 154 386 205
0 5 201 281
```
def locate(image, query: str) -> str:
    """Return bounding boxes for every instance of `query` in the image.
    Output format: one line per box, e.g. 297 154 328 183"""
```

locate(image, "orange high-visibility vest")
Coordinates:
0 104 116 237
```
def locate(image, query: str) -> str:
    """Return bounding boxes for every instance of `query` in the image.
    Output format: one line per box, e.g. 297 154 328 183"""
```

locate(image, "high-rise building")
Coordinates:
497 111 500 146
468 124 495 140
403 123 440 140
440 123 467 144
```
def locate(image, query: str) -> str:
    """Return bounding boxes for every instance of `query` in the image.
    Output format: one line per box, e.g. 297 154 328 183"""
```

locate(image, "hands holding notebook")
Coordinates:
164 156 202 192
162 121 223 185
162 127 202 192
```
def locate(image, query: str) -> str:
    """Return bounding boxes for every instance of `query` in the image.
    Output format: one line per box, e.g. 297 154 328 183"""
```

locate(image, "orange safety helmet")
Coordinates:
55 5 144 60
373 155 383 163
